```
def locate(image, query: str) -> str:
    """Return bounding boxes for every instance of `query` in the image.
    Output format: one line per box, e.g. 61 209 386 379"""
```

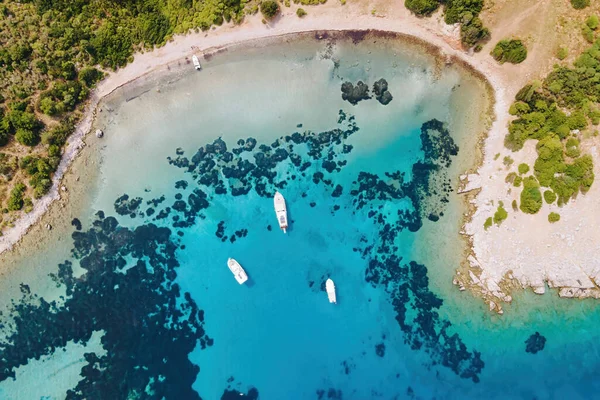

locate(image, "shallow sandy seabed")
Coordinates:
2 0 599 311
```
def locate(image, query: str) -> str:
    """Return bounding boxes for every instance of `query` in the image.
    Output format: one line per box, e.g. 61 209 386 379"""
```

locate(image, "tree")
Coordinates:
7 183 26 211
491 39 527 64
39 97 57 116
15 128 39 146
260 0 279 19
405 0 440 15
571 0 589 9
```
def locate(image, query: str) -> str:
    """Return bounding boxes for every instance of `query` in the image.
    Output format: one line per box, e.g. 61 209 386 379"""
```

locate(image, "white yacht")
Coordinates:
227 258 248 284
326 278 336 304
273 191 288 233
192 55 201 70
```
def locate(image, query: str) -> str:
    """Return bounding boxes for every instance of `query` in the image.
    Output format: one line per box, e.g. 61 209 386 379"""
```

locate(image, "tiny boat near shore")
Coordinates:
227 258 248 284
326 278 336 304
192 55 201 70
274 191 288 233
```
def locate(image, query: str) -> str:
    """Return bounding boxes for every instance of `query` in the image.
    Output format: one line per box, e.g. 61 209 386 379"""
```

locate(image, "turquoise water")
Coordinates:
1 32 599 400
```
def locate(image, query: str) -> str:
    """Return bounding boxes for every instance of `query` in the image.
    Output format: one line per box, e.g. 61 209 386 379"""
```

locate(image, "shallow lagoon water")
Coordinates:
1 32 599 399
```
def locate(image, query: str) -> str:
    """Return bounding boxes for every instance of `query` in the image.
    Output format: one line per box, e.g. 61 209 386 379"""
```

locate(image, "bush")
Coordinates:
518 163 530 175
571 0 589 9
512 199 518 211
548 212 560 223
520 176 543 214
460 16 490 49
565 137 580 158
586 15 599 30
491 39 527 64
493 203 508 225
7 183 26 211
405 0 440 16
544 190 557 204
513 175 523 187
260 0 279 19
582 25 595 43
296 8 307 17
15 128 39 146
484 216 493 230
556 47 568 60
79 67 103 88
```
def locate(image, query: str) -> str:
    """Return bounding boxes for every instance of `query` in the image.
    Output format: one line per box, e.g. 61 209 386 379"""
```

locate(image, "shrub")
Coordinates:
513 175 523 187
503 155 514 167
571 0 589 9
491 39 527 64
565 137 581 158
296 8 307 17
512 199 518 211
556 47 568 60
405 0 440 16
460 16 490 49
493 203 508 225
548 212 560 223
587 15 599 30
7 183 26 211
505 172 517 184
582 25 595 43
520 176 543 214
544 190 557 204
484 216 493 230
15 128 39 146
79 67 103 88
260 0 279 19
518 163 530 175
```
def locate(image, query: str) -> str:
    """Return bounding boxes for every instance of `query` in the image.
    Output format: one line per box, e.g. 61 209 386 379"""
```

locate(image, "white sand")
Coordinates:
4 0 596 311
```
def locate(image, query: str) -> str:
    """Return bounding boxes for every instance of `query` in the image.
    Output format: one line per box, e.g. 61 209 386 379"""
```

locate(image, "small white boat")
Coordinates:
326 278 336 304
192 55 201 70
274 191 288 233
227 258 248 284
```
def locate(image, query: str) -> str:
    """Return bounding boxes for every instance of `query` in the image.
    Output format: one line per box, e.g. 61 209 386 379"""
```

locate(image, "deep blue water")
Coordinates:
2 32 600 400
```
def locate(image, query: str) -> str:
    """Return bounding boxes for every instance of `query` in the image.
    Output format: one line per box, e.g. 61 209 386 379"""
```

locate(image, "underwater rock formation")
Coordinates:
525 332 546 354
341 81 371 105
373 78 393 105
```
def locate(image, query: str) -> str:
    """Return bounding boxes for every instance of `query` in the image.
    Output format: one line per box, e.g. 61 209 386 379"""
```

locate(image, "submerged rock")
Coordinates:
373 78 393 105
341 81 371 105
525 332 546 354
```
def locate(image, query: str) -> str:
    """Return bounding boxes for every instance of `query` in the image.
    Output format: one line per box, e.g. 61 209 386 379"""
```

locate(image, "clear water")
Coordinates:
1 32 598 400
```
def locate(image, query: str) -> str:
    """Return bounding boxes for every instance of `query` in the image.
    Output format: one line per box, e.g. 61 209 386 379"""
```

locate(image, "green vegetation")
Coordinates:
513 175 523 187
520 176 543 214
484 216 493 230
571 0 590 10
494 152 501 160
503 155 514 167
504 38 600 211
293 0 327 5
518 163 530 175
505 172 517 184
493 202 508 225
544 190 557 204
587 15 599 30
582 25 595 44
511 199 518 211
491 39 527 64
548 212 561 223
7 183 26 212
261 0 280 18
0 0 256 228
296 8 307 17
556 47 568 60
405 0 490 49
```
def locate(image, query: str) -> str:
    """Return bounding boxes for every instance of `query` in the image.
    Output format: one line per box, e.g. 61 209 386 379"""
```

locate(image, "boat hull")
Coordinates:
274 191 288 233
227 258 248 284
326 278 336 304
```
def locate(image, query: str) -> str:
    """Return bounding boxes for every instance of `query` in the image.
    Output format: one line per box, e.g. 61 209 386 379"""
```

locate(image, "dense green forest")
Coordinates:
0 0 249 230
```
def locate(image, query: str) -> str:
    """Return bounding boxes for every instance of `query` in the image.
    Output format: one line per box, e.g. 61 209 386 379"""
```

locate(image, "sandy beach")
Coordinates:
2 0 599 311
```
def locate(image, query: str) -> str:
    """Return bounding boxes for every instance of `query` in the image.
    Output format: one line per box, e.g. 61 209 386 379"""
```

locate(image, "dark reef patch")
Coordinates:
375 342 386 357
0 212 213 398
525 332 546 354
317 388 343 399
341 81 371 105
373 78 393 105
221 388 259 399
